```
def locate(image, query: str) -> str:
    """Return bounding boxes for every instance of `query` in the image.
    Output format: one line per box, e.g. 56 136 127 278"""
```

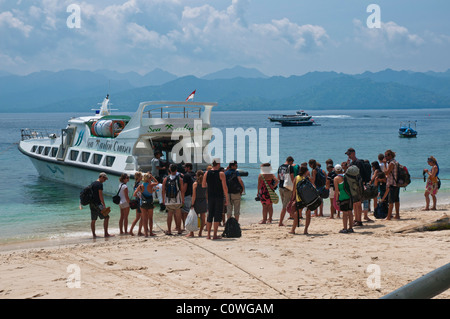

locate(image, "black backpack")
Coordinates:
356 159 372 184
226 171 242 194
315 168 326 188
80 184 94 206
374 202 388 219
296 178 322 211
222 217 241 238
362 184 378 200
165 175 180 199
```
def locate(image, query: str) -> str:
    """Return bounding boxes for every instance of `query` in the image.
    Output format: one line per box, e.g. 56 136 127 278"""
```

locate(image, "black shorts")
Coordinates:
388 186 400 204
90 203 109 221
338 199 352 212
207 197 223 223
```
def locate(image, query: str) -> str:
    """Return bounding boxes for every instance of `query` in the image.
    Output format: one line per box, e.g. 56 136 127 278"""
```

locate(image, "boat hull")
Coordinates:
27 155 128 196
399 133 417 138
280 121 315 127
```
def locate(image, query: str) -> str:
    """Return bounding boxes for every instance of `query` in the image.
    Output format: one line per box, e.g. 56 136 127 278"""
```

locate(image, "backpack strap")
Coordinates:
116 183 124 196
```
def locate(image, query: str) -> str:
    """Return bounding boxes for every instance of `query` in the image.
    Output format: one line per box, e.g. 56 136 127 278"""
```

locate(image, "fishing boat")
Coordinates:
18 95 217 195
399 121 418 138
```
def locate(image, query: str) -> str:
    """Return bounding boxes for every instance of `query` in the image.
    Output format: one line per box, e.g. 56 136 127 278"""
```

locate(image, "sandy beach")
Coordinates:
0 205 449 300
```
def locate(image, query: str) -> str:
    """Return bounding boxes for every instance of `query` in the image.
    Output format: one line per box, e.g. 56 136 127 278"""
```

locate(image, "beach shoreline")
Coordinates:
1 204 449 299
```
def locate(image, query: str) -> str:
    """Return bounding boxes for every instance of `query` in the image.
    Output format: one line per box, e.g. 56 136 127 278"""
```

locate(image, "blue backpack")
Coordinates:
165 175 180 199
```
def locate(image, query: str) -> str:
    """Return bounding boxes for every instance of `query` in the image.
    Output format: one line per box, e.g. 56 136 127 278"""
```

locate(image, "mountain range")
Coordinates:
1 66 450 113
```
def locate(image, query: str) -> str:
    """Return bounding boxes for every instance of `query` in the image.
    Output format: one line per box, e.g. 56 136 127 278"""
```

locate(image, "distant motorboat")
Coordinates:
268 110 318 126
268 110 312 122
399 121 418 138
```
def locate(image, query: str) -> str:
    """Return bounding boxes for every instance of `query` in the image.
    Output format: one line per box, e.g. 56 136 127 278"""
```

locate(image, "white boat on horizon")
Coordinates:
18 95 217 196
268 110 312 122
268 110 318 126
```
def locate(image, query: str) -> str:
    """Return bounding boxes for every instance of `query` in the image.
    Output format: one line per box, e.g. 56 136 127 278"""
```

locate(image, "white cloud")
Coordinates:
353 19 424 52
126 22 176 51
255 18 329 51
0 11 32 36
0 0 330 75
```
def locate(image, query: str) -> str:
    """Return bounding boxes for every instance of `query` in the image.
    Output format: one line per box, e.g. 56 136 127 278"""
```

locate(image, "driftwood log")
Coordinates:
395 214 450 233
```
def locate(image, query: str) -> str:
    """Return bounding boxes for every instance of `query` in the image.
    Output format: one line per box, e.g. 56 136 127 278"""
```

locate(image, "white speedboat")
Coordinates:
268 110 312 123
18 95 217 195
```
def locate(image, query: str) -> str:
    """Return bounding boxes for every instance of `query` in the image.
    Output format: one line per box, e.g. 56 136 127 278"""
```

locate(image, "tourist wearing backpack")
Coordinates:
345 148 367 226
162 164 185 235
89 172 113 238
308 159 325 217
384 149 400 220
181 163 196 229
289 166 312 235
202 159 229 240
333 165 355 234
225 161 245 222
277 156 295 226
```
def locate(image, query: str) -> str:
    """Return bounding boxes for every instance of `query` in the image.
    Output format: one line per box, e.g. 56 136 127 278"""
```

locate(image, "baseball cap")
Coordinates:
334 164 343 171
99 172 108 180
345 148 355 155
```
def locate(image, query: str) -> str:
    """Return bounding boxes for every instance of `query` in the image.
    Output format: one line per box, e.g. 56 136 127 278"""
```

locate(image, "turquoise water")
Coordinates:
0 109 449 245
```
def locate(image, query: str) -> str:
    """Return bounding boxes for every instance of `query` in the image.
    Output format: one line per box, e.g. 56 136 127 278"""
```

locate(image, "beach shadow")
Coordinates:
360 223 386 230
353 230 375 235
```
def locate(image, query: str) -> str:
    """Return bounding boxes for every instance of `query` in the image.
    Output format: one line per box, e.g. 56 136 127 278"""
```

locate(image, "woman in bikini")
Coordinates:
424 156 440 211
257 163 278 224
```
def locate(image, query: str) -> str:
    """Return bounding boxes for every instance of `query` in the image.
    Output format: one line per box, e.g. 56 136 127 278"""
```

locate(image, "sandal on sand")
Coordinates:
164 231 173 236
339 229 348 234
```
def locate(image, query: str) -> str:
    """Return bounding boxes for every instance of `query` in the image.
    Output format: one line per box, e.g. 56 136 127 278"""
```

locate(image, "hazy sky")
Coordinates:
1 0 450 76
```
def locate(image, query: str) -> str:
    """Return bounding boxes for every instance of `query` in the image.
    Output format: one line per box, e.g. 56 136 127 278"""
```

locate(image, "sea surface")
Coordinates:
1 108 449 246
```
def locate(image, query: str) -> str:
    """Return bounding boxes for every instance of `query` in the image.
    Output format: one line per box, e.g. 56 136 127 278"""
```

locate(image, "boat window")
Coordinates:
105 156 115 167
70 150 79 161
51 147 58 157
37 146 44 154
81 152 90 163
92 153 103 165
31 145 37 153
44 147 51 156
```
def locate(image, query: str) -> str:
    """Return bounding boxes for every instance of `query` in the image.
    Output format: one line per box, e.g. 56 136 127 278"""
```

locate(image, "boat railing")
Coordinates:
145 105 202 119
20 128 58 141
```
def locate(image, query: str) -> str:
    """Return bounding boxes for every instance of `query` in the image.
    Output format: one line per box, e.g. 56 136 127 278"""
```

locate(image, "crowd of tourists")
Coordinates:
86 155 245 240
258 148 440 234
84 148 440 238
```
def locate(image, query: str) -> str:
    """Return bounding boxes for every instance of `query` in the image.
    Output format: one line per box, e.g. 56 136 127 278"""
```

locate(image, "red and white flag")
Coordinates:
186 90 196 101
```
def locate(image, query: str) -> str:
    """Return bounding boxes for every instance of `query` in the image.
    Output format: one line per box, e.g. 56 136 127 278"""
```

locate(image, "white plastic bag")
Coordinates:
283 165 294 191
185 208 199 232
